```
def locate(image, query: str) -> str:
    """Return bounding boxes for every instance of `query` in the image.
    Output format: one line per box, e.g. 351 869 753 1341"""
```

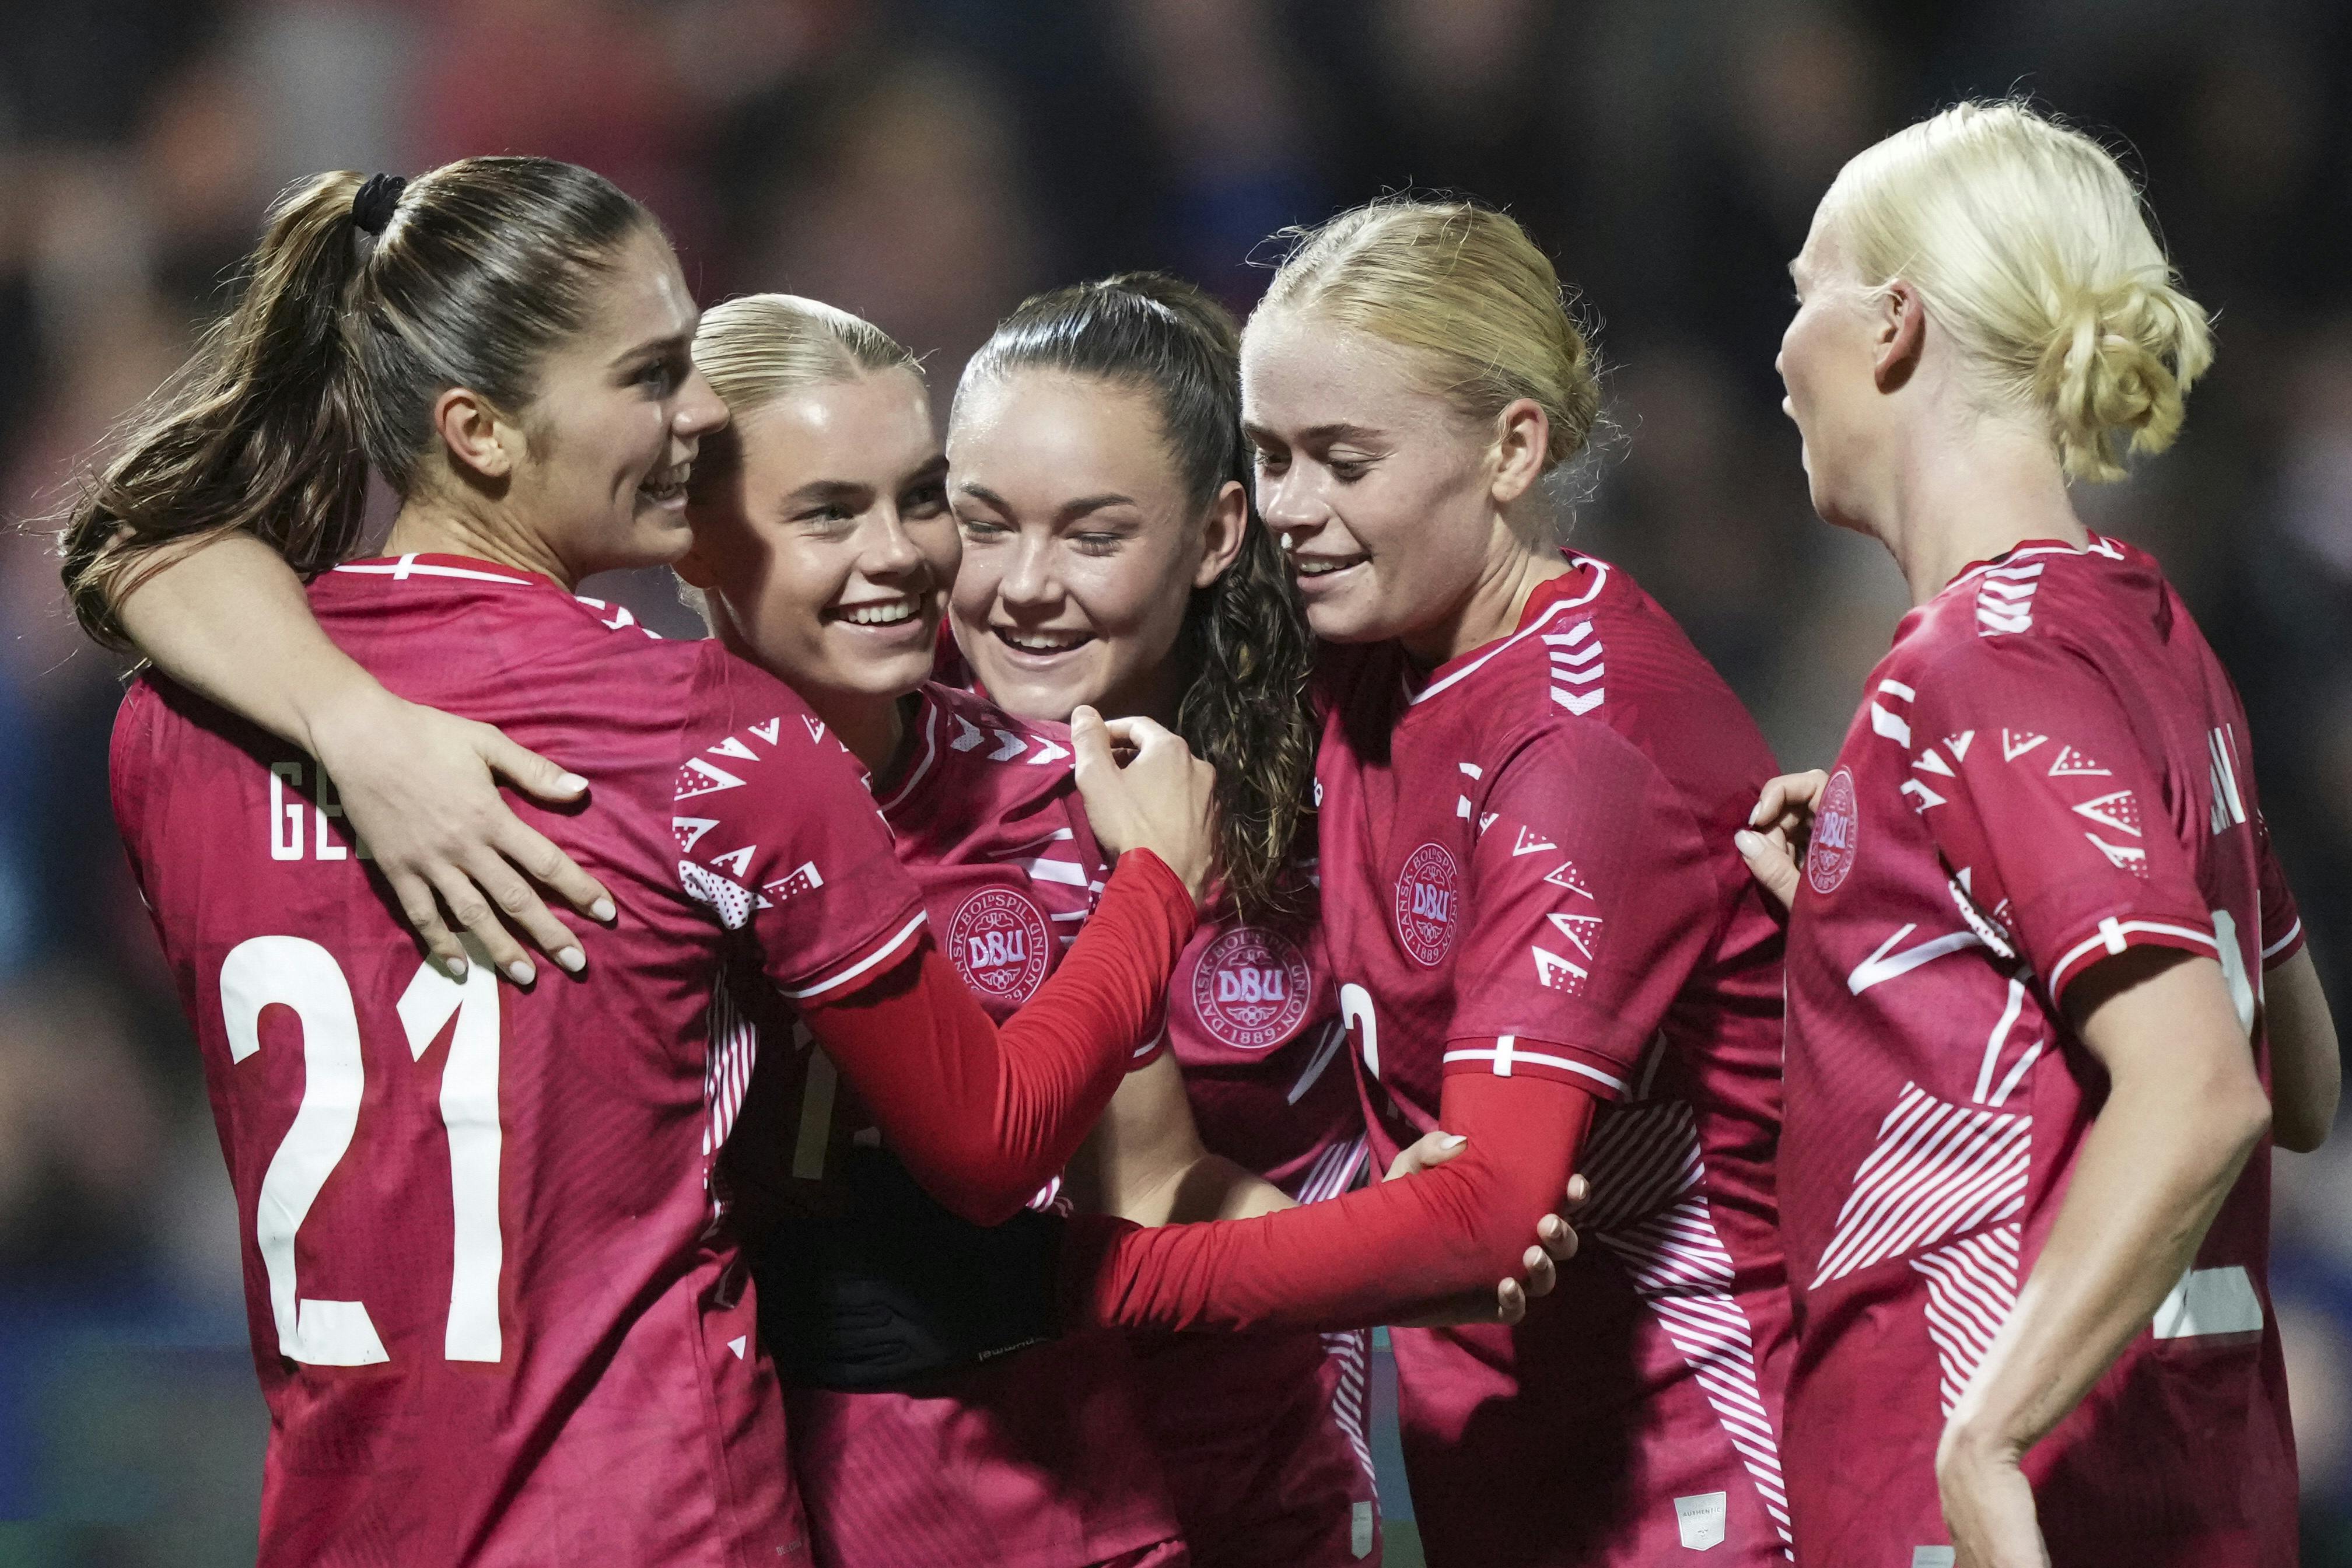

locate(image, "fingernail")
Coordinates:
444 956 470 981
558 772 590 793
556 947 586 974
1734 830 1763 855
506 960 536 986
590 898 617 923
1439 1133 1467 1150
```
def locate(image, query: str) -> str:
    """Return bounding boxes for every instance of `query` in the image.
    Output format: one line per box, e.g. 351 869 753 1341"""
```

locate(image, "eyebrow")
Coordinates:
1242 420 1383 446
610 330 693 369
954 481 1138 521
782 479 870 509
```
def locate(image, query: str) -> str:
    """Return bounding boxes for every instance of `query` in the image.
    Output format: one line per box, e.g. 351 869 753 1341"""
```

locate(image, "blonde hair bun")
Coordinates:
1827 100 2213 482
1256 199 1600 473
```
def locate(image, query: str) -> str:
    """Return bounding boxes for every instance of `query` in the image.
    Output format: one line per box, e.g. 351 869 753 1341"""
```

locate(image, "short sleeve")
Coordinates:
1902 638 2216 1006
674 647 927 999
1443 723 1720 1100
2254 810 2305 970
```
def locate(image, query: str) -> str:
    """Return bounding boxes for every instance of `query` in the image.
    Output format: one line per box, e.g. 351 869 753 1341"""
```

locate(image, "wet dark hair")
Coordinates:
61 156 655 646
958 272 1318 920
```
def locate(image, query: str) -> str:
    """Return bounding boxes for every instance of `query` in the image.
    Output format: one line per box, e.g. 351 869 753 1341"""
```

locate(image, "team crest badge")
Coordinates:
948 887 1052 1002
1393 842 1460 967
1193 925 1313 1049
1806 767 1860 895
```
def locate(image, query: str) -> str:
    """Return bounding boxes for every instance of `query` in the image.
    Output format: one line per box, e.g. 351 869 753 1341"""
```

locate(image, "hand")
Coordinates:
1935 1420 2050 1568
1070 706 1219 909
1383 1130 1586 1325
1734 768 1828 914
307 687 618 985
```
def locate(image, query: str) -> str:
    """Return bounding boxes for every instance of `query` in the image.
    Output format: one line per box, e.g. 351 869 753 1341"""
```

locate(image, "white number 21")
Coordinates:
219 936 505 1367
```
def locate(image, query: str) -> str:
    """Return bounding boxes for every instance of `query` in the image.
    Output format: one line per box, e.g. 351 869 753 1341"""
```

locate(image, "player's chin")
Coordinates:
1299 584 1388 646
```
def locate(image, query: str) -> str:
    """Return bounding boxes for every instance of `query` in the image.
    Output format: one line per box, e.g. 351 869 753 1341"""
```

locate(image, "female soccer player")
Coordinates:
941 274 1384 1567
62 159 1216 1567
669 290 1205 1568
1745 101 2343 1568
1054 201 1798 1567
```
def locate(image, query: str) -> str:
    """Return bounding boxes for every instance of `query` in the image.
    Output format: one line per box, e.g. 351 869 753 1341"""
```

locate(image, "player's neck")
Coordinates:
1875 418 2085 606
383 498 576 589
1397 536 1570 670
826 691 912 780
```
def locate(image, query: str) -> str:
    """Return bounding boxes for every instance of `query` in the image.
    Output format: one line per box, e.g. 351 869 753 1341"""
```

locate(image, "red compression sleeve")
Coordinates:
1061 1062 1594 1332
799 849 1195 1226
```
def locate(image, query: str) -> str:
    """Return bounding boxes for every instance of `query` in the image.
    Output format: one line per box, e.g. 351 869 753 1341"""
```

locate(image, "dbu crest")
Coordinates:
1806 766 1860 895
1393 842 1460 967
947 887 1051 1002
1192 925 1313 1049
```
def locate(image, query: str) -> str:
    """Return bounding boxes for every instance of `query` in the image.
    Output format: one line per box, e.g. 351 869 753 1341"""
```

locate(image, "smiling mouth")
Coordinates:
991 625 1093 656
827 595 923 628
1292 554 1366 578
638 464 690 505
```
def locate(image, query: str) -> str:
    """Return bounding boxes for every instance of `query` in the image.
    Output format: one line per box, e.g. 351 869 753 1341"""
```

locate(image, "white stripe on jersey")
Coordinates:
782 911 929 999
332 555 532 585
2045 917 2217 996
1442 1040 1629 1094
2263 918 2303 964
1912 1223 2022 1416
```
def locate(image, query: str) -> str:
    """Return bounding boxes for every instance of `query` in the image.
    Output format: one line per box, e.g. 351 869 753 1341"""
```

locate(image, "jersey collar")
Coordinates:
1407 552 1608 708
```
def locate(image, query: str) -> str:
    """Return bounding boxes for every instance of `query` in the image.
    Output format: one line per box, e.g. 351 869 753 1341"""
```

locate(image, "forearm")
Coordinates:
807 851 1196 1224
1062 1072 1590 1332
1947 1066 2266 1458
113 531 386 755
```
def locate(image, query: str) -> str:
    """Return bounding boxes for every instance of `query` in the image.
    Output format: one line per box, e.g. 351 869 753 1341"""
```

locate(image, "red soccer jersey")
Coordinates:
1136 907 1383 1566
110 554 934 1567
1314 556 1794 1566
1779 536 2303 1566
732 684 1185 1568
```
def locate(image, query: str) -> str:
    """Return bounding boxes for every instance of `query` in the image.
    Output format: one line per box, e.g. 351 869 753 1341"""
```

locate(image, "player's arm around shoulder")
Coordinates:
109 533 618 984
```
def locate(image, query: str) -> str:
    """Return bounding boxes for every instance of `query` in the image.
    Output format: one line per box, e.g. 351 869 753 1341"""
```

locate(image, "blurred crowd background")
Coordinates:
2 0 2347 1562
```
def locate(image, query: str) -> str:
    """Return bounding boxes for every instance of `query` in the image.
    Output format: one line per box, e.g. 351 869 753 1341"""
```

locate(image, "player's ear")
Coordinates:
1191 480 1250 590
433 386 520 483
1873 280 1926 392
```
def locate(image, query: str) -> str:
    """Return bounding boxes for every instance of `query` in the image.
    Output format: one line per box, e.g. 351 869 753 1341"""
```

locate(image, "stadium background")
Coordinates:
0 1 2346 1562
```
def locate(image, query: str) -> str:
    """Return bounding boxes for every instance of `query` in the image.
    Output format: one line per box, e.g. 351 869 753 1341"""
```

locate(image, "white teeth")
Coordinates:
841 600 916 626
1294 556 1364 577
999 629 1087 653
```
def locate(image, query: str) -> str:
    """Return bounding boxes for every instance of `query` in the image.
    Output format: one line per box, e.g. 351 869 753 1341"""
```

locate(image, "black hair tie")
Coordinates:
351 173 407 237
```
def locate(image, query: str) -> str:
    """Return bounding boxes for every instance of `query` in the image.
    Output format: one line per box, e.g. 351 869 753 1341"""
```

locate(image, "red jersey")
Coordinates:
1779 537 2304 1566
110 554 932 1567
1314 556 1794 1566
734 684 1185 1568
1137 907 1383 1566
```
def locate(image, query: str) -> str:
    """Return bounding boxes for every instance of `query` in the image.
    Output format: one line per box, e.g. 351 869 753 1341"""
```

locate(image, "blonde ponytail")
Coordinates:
1825 100 2211 482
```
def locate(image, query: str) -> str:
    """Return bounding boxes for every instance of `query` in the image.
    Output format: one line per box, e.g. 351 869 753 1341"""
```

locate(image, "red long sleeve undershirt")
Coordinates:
799 849 1196 1227
1060 1066 1595 1332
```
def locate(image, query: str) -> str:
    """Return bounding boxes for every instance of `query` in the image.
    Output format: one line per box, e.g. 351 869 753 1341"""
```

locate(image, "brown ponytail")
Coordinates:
61 157 655 648
958 273 1319 921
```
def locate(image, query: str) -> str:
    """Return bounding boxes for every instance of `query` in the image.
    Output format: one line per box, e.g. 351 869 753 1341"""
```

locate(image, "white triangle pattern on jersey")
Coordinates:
1578 1100 1794 1553
1912 1223 2022 1416
1811 1082 2029 1290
